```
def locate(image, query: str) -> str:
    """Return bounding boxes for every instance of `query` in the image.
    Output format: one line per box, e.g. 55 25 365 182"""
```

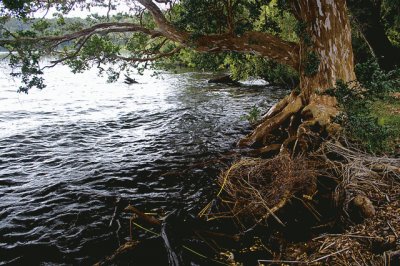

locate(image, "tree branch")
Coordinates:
1 1 301 71
136 0 300 69
0 22 163 46
136 0 188 42
194 32 300 69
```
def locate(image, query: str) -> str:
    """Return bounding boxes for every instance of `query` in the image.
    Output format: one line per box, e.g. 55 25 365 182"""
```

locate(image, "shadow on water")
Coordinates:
0 66 288 264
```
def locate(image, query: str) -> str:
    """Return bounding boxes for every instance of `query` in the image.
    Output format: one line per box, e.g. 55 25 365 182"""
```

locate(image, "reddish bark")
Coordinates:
134 0 358 149
292 0 356 96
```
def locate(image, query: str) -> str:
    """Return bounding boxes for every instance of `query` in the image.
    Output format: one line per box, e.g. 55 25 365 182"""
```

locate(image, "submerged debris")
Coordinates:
100 141 399 265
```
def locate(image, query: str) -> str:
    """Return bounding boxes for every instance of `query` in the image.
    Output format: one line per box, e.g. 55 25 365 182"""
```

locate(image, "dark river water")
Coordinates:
0 61 287 265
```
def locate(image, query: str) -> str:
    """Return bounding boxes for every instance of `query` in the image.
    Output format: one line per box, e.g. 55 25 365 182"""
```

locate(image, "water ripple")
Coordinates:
0 66 288 264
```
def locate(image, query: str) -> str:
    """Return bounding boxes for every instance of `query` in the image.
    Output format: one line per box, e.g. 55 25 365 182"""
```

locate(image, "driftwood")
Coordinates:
124 75 139 85
94 241 139 266
124 204 161 226
208 75 240 86
161 212 186 266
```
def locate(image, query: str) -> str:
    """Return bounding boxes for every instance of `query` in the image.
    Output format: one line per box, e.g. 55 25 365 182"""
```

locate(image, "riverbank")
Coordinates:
97 140 400 265
98 139 399 265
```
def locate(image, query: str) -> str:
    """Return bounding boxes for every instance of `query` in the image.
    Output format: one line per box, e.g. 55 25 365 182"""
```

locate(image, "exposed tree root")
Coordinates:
237 92 342 160
238 93 304 148
259 92 297 121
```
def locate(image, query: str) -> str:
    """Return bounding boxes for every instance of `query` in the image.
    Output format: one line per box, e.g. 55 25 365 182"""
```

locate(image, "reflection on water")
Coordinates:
0 62 288 264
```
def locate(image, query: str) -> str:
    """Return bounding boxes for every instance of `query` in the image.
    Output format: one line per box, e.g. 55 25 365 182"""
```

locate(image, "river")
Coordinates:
0 61 288 264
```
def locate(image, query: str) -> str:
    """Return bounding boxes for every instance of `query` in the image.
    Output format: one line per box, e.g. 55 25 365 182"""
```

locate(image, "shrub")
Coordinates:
334 60 400 154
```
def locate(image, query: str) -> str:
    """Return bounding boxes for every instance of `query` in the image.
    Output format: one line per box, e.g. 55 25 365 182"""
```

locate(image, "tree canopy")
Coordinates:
0 0 399 93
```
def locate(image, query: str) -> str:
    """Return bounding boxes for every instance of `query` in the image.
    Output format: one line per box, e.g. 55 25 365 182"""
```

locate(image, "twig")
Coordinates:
312 234 381 240
311 247 350 263
258 259 304 264
387 221 398 238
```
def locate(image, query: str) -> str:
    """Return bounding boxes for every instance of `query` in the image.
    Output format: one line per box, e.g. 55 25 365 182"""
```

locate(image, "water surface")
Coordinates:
0 63 288 264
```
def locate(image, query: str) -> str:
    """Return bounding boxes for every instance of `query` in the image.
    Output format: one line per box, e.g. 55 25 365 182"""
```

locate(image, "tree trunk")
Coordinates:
295 0 356 94
239 0 356 149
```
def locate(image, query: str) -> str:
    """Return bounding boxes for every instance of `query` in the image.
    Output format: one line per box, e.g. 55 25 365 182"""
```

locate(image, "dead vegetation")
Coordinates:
292 141 400 265
100 140 399 265
199 152 322 229
200 140 400 264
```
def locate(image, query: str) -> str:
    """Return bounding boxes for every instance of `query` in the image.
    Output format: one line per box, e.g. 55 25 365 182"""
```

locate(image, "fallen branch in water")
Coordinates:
125 204 162 226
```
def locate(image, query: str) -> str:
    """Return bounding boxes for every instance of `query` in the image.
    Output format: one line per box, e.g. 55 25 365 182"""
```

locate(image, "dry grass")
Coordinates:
321 141 399 215
200 152 323 229
201 141 400 264
304 142 399 265
280 141 400 265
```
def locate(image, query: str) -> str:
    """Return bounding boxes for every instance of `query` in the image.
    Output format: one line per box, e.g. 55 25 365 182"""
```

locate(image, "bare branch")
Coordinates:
0 22 163 47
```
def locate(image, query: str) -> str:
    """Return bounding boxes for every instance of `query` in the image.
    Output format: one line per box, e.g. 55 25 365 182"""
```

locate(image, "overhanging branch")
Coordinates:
194 32 300 69
1 1 301 71
136 0 188 42
111 46 182 62
0 22 163 47
135 0 300 69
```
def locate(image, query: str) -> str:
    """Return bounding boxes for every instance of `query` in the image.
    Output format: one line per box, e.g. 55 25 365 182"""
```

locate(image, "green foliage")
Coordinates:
2 0 396 95
1 0 30 17
0 0 301 91
350 26 374 65
172 0 227 34
162 0 299 86
32 19 51 33
348 0 400 69
355 60 400 96
9 50 46 93
372 98 400 150
333 60 400 154
381 0 400 46
241 105 261 124
66 35 120 74
335 81 389 153
171 0 265 35
224 53 298 87
303 51 320 76
155 48 226 72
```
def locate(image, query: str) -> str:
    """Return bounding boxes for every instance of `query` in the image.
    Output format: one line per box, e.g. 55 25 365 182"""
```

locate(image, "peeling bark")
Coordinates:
292 0 356 95
194 32 300 70
239 0 356 150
